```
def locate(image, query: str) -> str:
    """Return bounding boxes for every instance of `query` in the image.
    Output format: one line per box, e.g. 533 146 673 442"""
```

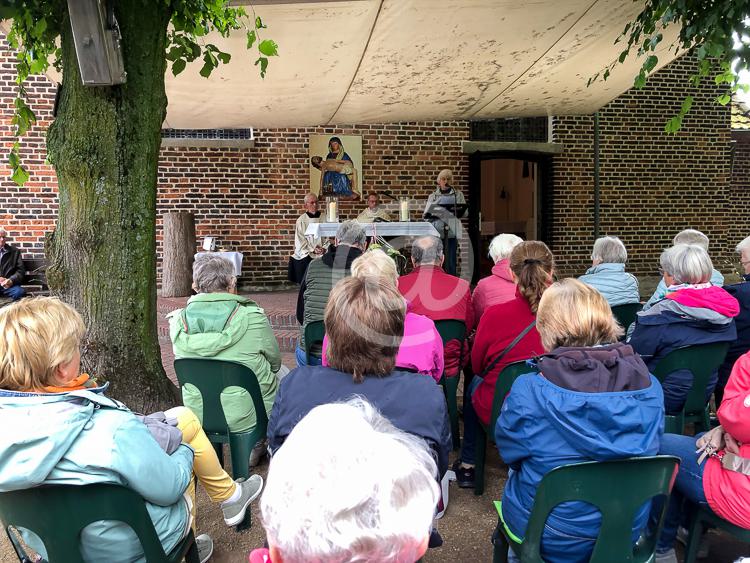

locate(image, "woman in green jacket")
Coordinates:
169 254 282 460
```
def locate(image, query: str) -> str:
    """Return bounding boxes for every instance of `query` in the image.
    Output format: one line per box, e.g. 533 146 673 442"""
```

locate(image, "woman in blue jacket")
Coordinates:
495 279 664 562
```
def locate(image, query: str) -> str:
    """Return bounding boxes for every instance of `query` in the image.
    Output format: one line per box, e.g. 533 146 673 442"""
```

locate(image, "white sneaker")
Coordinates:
196 533 213 563
221 474 263 526
655 549 678 563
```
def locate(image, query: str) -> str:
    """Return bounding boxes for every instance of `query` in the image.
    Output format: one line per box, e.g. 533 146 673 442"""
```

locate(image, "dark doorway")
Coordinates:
468 151 553 284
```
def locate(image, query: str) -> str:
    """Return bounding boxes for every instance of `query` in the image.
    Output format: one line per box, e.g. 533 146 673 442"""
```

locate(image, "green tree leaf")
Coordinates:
258 39 278 57
255 56 269 78
11 165 29 186
171 58 187 76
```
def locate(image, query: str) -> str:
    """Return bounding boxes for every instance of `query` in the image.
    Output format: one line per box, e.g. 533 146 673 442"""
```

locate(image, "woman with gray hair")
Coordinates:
630 244 739 414
251 399 439 563
472 233 523 327
168 254 283 465
578 235 640 307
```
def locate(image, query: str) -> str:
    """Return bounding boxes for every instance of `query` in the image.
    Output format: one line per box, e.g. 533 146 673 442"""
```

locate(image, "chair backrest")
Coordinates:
652 342 729 416
488 360 537 434
519 456 680 563
304 320 325 361
434 319 467 377
0 484 172 562
611 303 642 332
173 358 268 437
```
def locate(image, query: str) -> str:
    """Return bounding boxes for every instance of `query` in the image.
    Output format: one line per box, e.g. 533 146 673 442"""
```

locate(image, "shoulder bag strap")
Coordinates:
479 319 536 379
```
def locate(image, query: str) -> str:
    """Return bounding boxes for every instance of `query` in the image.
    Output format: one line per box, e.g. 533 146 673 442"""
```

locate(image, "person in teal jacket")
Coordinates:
169 254 282 439
0 297 262 562
578 236 640 307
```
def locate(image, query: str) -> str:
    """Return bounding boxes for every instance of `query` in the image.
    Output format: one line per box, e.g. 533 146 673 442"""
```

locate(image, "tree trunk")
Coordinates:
161 212 196 297
46 1 176 412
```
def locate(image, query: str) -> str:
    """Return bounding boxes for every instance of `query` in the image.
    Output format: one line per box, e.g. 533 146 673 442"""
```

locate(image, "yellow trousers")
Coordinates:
166 406 236 504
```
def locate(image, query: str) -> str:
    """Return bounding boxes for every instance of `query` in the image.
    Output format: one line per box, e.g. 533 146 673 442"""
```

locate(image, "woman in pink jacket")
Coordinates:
321 250 444 382
472 233 523 328
654 350 750 562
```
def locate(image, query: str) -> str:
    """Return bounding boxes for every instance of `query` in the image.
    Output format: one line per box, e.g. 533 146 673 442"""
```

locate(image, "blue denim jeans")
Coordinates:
652 433 711 553
295 345 322 368
0 284 25 301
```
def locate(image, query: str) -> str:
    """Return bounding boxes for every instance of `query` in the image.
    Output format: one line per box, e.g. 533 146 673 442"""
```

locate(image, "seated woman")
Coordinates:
452 241 550 488
578 235 640 306
268 275 451 477
472 233 523 328
630 244 739 415
321 249 443 382
169 254 283 465
496 279 664 562
0 297 263 563
251 398 439 563
653 350 750 563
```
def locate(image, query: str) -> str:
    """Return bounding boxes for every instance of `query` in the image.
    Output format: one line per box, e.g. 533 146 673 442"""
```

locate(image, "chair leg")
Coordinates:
442 377 460 450
474 427 486 496
491 518 510 563
228 434 252 481
684 508 705 563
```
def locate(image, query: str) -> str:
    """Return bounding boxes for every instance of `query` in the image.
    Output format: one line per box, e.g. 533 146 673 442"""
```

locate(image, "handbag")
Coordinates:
479 319 536 379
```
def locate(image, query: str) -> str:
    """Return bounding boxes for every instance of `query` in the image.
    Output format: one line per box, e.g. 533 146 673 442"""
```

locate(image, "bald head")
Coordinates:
411 236 443 266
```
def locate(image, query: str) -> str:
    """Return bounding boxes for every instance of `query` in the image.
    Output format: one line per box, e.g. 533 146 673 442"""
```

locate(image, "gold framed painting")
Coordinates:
309 134 363 200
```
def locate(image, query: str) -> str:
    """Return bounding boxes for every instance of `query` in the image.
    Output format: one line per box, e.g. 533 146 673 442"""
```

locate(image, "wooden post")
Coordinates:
161 212 195 297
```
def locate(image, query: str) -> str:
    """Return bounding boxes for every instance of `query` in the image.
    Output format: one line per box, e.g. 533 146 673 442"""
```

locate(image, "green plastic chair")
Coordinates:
304 320 325 364
0 483 198 562
492 456 680 563
684 505 750 563
174 358 268 483
434 319 467 450
611 303 642 339
474 360 537 496
652 342 729 435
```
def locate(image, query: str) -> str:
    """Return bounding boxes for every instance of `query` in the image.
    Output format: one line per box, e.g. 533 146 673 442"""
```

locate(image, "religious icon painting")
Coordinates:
309 134 363 200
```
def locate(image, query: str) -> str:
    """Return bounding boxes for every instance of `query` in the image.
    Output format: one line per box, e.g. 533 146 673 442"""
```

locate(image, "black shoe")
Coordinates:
451 459 475 488
428 528 443 548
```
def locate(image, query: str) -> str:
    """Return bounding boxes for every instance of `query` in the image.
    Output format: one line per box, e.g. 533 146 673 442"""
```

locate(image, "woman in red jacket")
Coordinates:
654 350 750 562
452 241 552 488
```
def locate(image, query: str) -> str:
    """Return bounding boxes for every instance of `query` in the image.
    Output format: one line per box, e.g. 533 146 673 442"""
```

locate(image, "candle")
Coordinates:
327 200 338 222
399 198 410 222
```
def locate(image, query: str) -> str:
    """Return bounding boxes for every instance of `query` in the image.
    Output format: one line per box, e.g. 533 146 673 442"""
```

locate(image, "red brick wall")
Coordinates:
731 131 750 254
0 36 58 257
552 55 733 278
157 124 469 286
0 31 739 286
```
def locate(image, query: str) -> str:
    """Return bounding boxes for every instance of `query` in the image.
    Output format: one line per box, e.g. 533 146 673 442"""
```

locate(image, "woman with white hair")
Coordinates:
168 254 283 465
496 279 663 563
320 249 444 381
251 399 439 563
643 229 725 311
630 244 739 415
578 235 640 307
423 169 466 275
472 233 523 327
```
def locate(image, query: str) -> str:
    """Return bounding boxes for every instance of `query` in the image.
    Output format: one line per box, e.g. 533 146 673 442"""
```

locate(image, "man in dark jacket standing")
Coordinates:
0 228 26 301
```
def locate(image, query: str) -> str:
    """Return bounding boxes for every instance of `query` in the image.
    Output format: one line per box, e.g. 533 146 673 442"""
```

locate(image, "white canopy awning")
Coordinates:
163 0 680 129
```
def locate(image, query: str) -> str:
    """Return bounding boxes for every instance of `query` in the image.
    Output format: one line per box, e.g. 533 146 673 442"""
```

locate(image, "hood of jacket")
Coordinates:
665 286 740 318
168 293 260 357
584 262 626 275
0 386 112 491
321 244 363 270
491 259 514 283
531 343 663 459
639 286 739 327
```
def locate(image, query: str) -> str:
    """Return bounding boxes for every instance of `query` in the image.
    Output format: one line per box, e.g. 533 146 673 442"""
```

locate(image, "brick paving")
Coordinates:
158 290 299 384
